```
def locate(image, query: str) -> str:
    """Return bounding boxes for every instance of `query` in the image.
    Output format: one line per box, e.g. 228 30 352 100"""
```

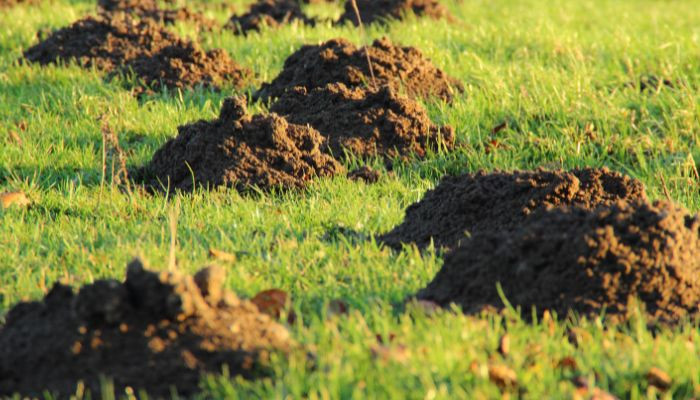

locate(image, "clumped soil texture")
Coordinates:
417 200 700 324
226 0 316 35
337 0 450 26
0 259 293 398
140 97 342 192
23 14 248 93
348 166 381 183
257 37 463 103
271 82 454 160
97 0 217 28
380 168 647 250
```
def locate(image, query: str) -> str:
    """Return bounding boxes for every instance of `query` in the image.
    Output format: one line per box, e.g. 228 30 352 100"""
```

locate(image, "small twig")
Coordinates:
350 0 377 88
659 173 672 201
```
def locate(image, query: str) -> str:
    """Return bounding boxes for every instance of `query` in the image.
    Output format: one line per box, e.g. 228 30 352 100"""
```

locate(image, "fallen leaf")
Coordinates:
498 334 510 357
646 367 672 391
7 130 22 146
492 121 508 135
208 248 237 263
488 364 517 388
370 343 410 364
1 191 31 209
251 289 289 319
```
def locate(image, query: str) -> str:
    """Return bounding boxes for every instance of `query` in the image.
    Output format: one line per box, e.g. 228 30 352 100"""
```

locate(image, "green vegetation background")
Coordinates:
1 0 699 398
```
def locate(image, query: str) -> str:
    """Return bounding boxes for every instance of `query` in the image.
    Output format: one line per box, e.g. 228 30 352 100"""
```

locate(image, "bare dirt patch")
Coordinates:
270 82 454 160
337 0 451 26
23 14 248 93
417 200 700 324
139 97 343 192
380 168 647 250
0 260 293 398
348 166 381 183
97 0 217 29
225 0 316 35
256 37 463 103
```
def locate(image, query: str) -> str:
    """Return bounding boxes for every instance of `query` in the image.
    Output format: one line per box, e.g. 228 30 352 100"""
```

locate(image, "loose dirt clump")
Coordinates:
348 166 381 183
225 0 316 35
417 200 700 324
380 168 647 250
23 14 248 93
98 0 217 29
337 0 450 26
0 259 293 398
139 97 343 192
270 83 454 160
256 37 463 103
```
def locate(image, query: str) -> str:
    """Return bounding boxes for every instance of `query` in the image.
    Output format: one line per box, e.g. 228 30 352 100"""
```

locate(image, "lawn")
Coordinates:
1 0 699 398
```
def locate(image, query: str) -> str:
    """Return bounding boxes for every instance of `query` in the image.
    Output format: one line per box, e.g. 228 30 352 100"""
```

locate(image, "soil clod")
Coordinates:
257 37 462 103
337 0 451 26
380 168 647 250
226 0 316 36
0 258 293 398
23 14 248 93
270 82 454 160
348 166 381 183
417 200 700 324
139 97 343 192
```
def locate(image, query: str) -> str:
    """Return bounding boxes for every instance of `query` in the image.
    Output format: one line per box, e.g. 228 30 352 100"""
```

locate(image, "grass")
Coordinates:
1 0 700 398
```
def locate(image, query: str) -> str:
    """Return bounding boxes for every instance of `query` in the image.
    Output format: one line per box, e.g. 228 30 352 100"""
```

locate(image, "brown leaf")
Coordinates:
7 130 22 146
208 248 237 263
1 191 31 209
646 367 672 391
251 289 289 319
498 334 510 357
488 364 517 388
492 121 508 135
370 343 410 364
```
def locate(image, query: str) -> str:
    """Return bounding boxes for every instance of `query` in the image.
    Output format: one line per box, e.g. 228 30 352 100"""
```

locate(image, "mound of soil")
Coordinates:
98 0 217 29
23 14 248 93
256 37 463 103
417 200 700 323
270 82 454 160
337 0 450 26
380 168 647 250
140 97 343 192
225 0 316 35
0 259 293 398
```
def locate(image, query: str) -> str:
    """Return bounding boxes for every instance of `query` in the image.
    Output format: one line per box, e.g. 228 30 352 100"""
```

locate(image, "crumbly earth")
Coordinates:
380 168 648 250
97 0 216 28
225 0 316 35
140 97 343 192
256 37 463 103
0 259 293 398
417 200 700 324
348 166 381 183
337 0 450 26
270 82 454 160
23 14 248 93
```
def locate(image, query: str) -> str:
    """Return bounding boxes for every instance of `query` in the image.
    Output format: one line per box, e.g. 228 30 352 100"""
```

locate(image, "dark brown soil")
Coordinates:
0 260 293 398
348 166 381 183
417 200 700 324
225 0 316 35
98 0 218 29
337 0 450 26
23 14 248 93
380 168 648 250
270 82 454 160
140 97 343 192
256 37 463 103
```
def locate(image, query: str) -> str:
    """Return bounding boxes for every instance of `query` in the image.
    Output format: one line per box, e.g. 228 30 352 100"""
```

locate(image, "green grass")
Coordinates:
1 0 700 398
